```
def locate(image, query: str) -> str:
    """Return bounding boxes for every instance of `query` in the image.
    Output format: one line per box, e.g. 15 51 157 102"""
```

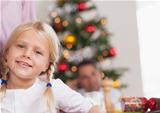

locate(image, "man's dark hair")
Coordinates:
77 60 96 73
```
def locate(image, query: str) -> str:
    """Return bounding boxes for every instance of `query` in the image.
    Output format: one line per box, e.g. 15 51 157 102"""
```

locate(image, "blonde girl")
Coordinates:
0 21 99 113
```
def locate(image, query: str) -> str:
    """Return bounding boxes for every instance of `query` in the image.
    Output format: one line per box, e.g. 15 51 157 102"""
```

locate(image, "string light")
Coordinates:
71 66 77 72
54 17 61 24
62 20 69 27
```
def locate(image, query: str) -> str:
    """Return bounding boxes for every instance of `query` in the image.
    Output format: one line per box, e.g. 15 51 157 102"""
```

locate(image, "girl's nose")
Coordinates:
23 49 32 59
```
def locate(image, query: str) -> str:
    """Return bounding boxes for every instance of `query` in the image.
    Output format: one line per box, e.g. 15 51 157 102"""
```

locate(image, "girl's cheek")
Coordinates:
12 47 19 52
37 57 48 65
37 57 49 67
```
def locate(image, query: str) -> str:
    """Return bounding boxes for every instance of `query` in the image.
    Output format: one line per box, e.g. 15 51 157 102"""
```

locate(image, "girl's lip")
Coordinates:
16 60 32 67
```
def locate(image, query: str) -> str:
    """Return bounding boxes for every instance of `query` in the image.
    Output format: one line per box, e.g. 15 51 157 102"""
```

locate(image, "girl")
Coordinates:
0 22 100 113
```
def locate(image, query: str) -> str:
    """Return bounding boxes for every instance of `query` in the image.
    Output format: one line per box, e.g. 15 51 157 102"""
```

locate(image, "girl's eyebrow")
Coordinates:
16 40 27 44
16 40 47 53
34 46 45 52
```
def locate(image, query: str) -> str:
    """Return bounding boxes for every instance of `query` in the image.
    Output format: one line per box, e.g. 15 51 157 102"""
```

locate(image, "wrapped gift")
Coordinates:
121 97 148 113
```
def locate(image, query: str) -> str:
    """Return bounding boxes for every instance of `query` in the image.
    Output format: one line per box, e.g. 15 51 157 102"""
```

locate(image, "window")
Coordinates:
137 2 160 98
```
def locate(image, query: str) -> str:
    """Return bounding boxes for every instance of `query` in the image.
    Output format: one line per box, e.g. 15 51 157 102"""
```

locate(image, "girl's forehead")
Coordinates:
15 30 50 51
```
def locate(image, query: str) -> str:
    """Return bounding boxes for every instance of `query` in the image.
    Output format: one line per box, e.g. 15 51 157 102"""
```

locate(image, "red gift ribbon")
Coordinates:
121 97 160 112
148 98 156 110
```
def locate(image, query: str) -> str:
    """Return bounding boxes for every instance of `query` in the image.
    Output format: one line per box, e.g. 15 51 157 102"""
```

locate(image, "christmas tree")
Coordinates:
48 0 126 84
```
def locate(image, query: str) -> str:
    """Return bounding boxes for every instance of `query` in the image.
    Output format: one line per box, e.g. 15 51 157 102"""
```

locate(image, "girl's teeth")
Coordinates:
18 61 30 67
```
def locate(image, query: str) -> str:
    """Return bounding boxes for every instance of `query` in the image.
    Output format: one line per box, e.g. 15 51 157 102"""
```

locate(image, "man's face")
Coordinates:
78 64 102 92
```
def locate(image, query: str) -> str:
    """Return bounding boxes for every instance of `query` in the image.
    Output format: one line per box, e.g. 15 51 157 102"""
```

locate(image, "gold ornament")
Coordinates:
102 78 120 89
112 80 120 88
64 34 76 45
100 18 107 25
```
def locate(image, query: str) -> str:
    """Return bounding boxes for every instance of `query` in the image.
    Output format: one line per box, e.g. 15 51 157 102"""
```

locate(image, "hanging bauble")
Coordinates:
85 24 96 33
108 48 117 57
112 80 120 88
53 17 63 32
57 63 68 72
64 34 76 46
77 2 87 12
100 18 107 25
54 23 63 32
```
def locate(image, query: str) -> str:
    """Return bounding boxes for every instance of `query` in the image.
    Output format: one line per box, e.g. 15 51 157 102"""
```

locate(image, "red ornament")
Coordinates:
85 25 96 33
77 2 87 11
57 63 68 72
54 23 63 32
108 48 117 57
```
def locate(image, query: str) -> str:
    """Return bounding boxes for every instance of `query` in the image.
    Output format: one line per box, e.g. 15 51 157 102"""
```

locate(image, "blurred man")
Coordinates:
77 60 121 113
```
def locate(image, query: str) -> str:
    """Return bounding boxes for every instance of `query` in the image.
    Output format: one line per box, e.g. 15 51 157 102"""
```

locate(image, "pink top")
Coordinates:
0 0 36 51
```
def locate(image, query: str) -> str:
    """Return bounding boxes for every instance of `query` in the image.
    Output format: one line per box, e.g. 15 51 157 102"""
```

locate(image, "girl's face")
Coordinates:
5 30 50 80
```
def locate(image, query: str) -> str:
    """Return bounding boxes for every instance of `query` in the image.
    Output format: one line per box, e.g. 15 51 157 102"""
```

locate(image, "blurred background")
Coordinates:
36 0 143 96
2 0 160 112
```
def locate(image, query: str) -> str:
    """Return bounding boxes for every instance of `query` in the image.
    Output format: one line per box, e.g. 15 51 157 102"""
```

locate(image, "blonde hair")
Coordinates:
0 21 61 112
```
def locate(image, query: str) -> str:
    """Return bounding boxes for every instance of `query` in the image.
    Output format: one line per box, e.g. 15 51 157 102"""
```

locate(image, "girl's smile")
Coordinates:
16 60 32 68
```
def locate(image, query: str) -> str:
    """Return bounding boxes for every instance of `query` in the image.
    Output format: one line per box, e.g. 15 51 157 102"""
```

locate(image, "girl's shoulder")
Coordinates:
51 78 63 85
40 78 65 88
39 78 95 113
39 78 80 101
50 79 72 92
38 78 69 92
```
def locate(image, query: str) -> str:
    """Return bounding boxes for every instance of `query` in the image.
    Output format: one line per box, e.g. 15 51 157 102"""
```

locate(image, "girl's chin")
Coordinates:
14 72 34 79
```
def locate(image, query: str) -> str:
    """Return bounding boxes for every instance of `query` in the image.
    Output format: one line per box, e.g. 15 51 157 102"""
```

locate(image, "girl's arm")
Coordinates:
53 79 101 113
89 106 100 113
